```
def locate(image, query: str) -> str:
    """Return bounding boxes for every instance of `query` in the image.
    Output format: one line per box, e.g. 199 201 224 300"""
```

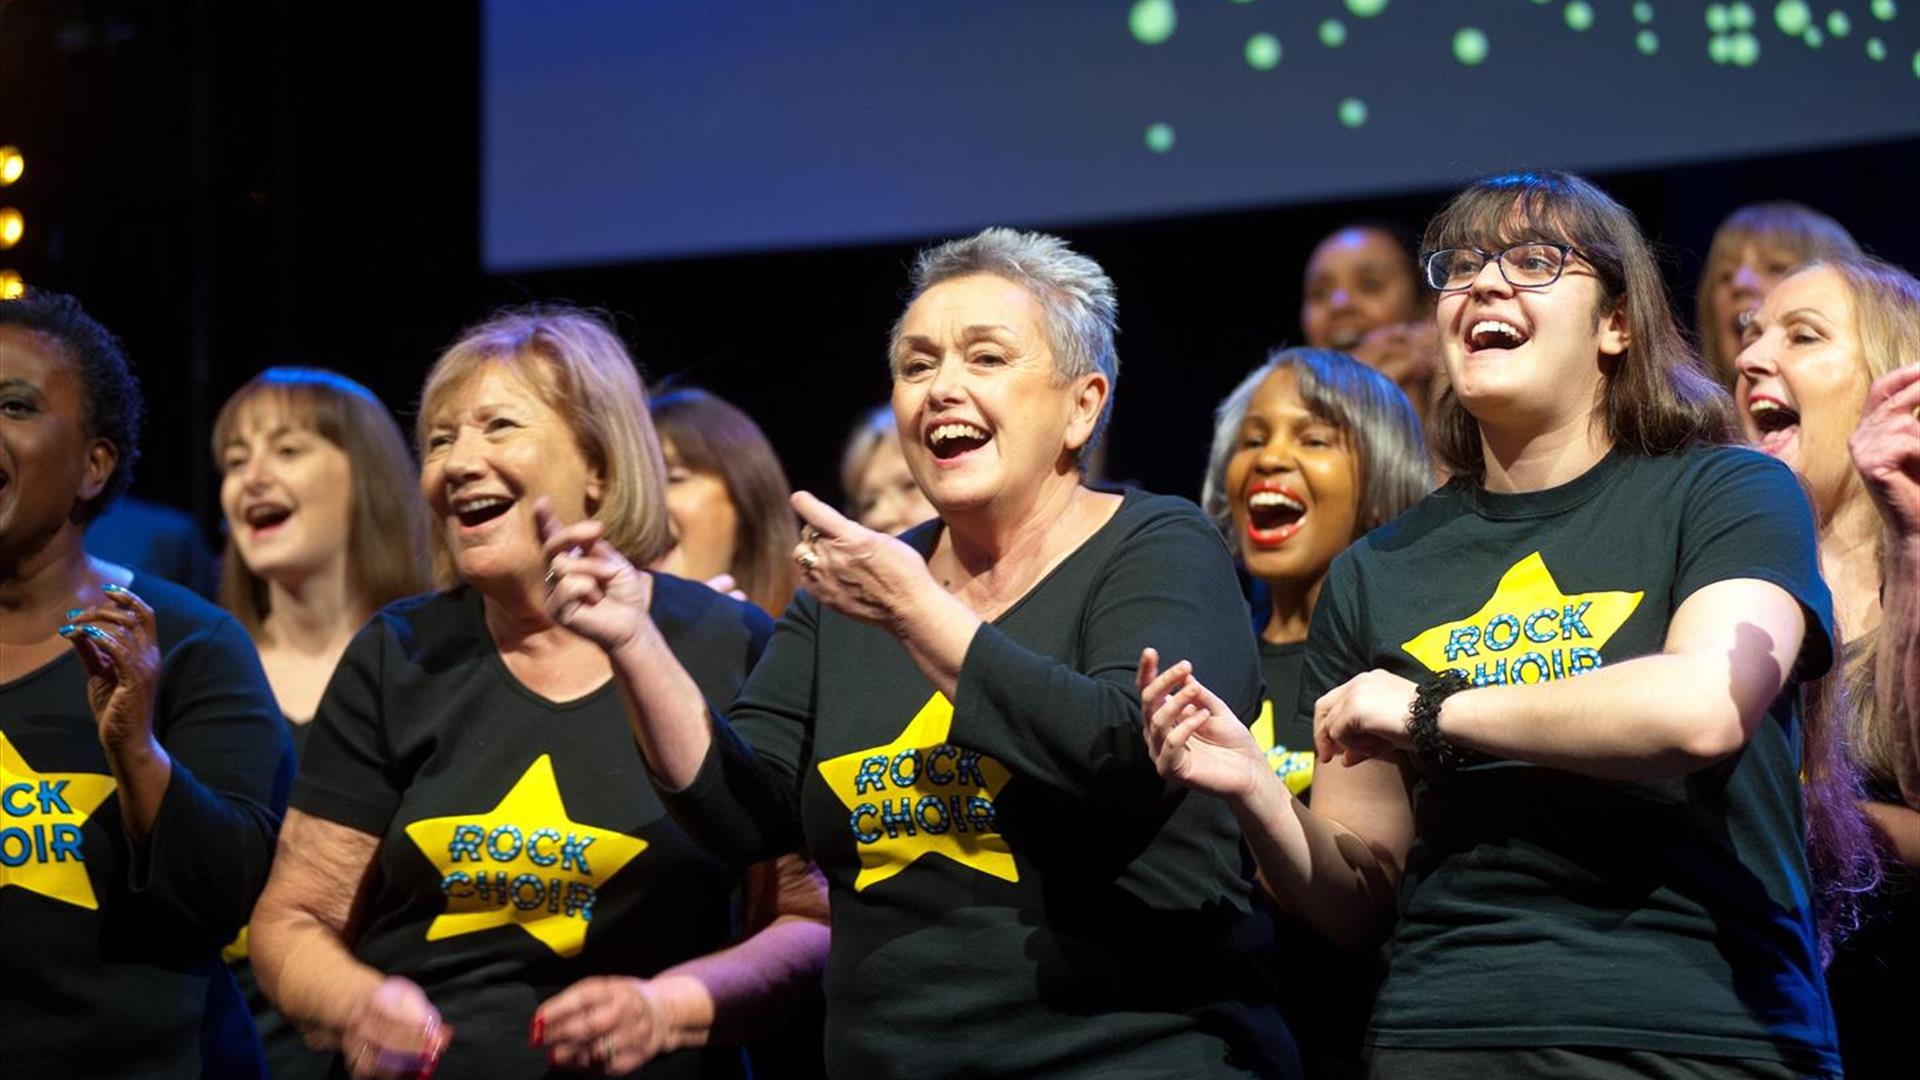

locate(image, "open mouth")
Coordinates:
1748 396 1800 458
244 503 293 531
453 494 515 529
928 421 991 462
1466 319 1530 354
1244 486 1307 547
1326 326 1365 350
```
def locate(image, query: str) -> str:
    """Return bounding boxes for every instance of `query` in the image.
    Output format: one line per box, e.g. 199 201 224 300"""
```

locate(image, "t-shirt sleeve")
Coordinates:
950 506 1263 795
134 611 295 940
1293 550 1370 732
657 593 818 864
291 616 404 836
1674 450 1836 680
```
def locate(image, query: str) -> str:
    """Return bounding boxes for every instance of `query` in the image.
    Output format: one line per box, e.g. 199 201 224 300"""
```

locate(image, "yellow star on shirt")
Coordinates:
403 754 647 958
0 731 116 911
817 692 1018 892
1248 701 1315 797
1400 551 1644 682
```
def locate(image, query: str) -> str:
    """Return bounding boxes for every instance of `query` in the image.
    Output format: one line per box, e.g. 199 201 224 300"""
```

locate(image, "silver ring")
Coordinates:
797 550 818 571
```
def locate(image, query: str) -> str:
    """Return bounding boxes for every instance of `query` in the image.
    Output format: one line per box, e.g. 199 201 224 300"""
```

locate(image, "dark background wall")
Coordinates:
3 1 1917 541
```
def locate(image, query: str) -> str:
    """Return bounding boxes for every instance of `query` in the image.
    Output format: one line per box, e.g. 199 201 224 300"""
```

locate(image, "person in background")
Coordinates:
85 494 220 598
1199 346 1429 1077
1695 201 1858 390
1738 254 1920 1078
838 402 936 535
249 308 828 1079
1144 171 1868 1078
1300 224 1443 421
539 228 1302 1076
651 387 798 615
211 366 433 1079
0 290 291 1078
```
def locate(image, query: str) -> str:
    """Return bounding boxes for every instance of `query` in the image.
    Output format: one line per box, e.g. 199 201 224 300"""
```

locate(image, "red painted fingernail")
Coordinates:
529 1015 544 1047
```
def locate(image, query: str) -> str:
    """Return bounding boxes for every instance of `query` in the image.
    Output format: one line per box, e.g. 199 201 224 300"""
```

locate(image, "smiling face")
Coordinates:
1709 240 1803 373
1224 367 1360 587
419 364 603 591
0 326 113 564
1434 244 1628 438
218 400 354 588
1301 226 1423 351
890 273 1104 519
1735 265 1869 513
659 437 739 582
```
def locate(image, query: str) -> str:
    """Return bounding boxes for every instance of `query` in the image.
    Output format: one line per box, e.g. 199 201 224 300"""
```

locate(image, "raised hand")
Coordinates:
790 490 938 631
59 583 162 755
1137 648 1268 801
533 976 674 1076
1850 362 1920 540
534 498 655 654
1313 669 1418 767
340 976 450 1080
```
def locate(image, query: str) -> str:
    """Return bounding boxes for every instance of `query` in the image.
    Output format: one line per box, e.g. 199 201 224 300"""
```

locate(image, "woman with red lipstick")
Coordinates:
248 307 828 1079
537 228 1300 1077
0 290 291 1078
1739 254 1920 1078
1696 202 1858 391
212 367 432 1080
1199 346 1428 1077
1143 172 1870 1078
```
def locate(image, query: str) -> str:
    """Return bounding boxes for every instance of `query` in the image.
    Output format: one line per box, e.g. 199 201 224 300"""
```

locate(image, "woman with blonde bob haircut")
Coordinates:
251 306 828 1079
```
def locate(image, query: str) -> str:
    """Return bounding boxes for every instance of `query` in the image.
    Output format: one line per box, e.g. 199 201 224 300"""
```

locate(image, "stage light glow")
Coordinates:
1453 28 1490 65
1730 2 1756 29
0 209 22 250
1827 11 1851 36
0 271 22 300
1344 0 1388 16
1871 0 1897 20
1637 29 1661 54
0 147 22 187
1709 33 1733 62
1731 31 1762 64
1319 19 1347 47
1866 36 1887 59
1707 4 1731 32
1338 97 1368 127
1129 0 1177 46
1634 3 1655 24
1245 33 1281 70
1564 2 1595 32
1144 122 1176 152
1804 26 1825 46
1774 1 1812 35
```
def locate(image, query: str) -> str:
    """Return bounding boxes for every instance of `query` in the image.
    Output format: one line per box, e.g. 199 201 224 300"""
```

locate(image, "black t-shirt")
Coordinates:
668 490 1299 1078
1252 640 1313 798
0 573 293 1079
1826 781 1920 1080
1296 446 1840 1075
292 577 771 1079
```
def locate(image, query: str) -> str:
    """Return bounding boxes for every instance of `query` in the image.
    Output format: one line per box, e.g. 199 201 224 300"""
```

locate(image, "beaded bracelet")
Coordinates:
1406 669 1477 772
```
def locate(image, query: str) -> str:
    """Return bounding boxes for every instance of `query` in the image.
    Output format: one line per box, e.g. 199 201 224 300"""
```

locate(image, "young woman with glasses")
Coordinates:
1141 171 1870 1079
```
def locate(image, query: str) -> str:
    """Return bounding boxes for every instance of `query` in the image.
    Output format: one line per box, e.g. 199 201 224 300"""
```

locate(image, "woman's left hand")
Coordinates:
790 491 937 631
1313 669 1418 766
533 976 672 1076
60 583 163 755
1850 362 1920 541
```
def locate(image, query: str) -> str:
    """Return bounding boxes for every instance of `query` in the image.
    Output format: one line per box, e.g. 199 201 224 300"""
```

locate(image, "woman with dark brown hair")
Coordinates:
651 388 798 615
1144 171 1868 1078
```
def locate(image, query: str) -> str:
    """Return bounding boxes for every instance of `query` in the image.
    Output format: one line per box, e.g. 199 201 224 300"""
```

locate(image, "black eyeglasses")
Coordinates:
1423 243 1576 292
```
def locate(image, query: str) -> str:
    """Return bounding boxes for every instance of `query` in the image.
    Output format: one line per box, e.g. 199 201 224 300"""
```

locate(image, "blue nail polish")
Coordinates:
101 583 123 594
58 624 78 637
82 625 108 640
66 609 84 619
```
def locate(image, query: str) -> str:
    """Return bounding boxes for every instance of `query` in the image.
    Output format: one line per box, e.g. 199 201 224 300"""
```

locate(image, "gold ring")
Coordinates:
797 550 818 571
599 1034 616 1061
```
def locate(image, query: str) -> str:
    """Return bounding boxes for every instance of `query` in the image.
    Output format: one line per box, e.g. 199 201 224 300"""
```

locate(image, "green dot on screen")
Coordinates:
1565 2 1595 31
1245 32 1282 69
1344 0 1388 16
1774 1 1812 35
1231 0 1255 4
1338 97 1368 128
1319 19 1348 47
1872 0 1897 21
1804 26 1825 45
1637 28 1660 53
1634 2 1655 24
1453 27 1490 65
1866 36 1887 59
1827 11 1851 36
1144 123 1175 153
1707 4 1730 32
1731 31 1761 64
1913 48 1920 78
1128 0 1177 46
1730 2 1756 29
1709 34 1733 62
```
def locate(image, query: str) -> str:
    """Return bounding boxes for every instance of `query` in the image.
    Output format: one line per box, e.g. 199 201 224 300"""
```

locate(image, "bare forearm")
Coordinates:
251 905 385 1046
610 622 721 791
1441 651 1764 780
1231 772 1399 951
649 916 830 1049
104 734 171 844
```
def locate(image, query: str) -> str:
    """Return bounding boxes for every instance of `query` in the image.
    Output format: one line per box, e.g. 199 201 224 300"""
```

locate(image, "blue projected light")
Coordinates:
482 0 1920 269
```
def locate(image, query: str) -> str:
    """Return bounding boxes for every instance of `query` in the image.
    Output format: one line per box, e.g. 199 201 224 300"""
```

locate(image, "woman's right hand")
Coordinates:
1851 362 1920 541
535 498 656 655
340 976 450 1080
1137 648 1269 802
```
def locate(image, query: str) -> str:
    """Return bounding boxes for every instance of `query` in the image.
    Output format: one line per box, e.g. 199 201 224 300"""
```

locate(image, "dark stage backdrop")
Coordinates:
2 1 1918 549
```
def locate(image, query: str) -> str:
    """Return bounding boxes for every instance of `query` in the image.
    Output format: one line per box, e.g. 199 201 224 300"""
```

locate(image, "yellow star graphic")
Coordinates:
816 692 1018 892
403 754 647 958
1248 701 1315 797
0 731 116 911
1401 551 1644 683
